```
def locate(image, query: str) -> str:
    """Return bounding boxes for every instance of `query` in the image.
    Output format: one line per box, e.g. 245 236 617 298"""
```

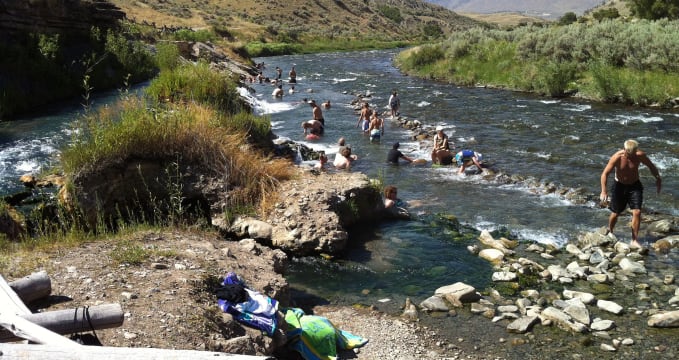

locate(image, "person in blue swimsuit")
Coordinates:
455 150 483 174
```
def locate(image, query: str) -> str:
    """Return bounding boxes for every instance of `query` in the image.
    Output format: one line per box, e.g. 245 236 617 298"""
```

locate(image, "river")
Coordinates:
1 49 678 357
246 49 678 303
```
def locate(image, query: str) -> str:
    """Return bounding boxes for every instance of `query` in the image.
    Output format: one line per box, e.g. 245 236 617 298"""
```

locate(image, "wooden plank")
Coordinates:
0 343 274 359
0 311 79 347
8 270 52 304
0 274 31 315
0 304 124 342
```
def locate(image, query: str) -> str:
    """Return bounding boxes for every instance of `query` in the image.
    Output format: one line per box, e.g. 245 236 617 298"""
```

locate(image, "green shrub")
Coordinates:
537 60 577 97
155 42 180 72
145 62 245 115
378 5 403 24
171 29 216 43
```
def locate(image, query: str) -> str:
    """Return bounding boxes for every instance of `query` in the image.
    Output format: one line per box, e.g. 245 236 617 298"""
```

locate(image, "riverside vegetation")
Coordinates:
395 17 679 107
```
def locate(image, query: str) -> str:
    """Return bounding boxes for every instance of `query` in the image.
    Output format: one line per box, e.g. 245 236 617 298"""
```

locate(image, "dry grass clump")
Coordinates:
62 97 292 214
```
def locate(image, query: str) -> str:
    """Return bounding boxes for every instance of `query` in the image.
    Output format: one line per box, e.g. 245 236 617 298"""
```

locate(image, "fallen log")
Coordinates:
8 270 51 304
0 343 274 359
0 304 123 343
0 311 79 347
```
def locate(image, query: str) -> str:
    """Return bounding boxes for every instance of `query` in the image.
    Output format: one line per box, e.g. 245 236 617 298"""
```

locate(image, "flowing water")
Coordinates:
248 50 678 305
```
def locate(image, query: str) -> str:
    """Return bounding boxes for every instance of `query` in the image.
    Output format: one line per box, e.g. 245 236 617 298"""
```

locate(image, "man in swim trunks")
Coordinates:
368 112 384 143
309 100 324 126
455 150 483 174
289 66 297 83
356 102 371 133
600 139 661 248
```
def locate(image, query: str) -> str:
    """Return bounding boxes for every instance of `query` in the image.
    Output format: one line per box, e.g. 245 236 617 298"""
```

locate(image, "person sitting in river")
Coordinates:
314 151 328 171
383 185 410 219
336 137 358 162
322 100 331 109
272 84 284 98
431 126 454 165
455 149 484 174
333 147 354 170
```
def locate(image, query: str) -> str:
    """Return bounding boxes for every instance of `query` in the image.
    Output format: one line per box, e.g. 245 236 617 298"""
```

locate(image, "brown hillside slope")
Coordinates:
112 0 485 42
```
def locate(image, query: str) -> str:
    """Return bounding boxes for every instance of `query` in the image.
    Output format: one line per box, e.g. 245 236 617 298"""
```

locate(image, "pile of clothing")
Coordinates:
215 272 368 360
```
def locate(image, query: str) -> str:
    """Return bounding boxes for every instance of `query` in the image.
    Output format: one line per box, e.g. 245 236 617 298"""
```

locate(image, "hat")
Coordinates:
436 126 443 131
393 142 400 149
308 99 315 104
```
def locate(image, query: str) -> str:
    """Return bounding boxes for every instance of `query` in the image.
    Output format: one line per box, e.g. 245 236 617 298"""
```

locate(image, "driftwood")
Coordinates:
8 270 51 304
0 303 123 342
0 343 274 359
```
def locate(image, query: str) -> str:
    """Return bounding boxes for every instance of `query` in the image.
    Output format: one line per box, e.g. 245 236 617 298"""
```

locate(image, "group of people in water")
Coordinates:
257 64 665 243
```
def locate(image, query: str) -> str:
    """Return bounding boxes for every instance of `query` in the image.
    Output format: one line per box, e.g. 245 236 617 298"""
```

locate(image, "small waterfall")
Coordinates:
293 144 304 164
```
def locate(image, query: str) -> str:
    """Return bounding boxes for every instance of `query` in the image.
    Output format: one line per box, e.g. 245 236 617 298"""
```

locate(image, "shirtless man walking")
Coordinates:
356 102 371 133
600 139 662 248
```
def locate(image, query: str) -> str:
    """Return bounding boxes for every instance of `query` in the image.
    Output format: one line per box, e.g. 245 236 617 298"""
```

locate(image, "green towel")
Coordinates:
284 307 368 360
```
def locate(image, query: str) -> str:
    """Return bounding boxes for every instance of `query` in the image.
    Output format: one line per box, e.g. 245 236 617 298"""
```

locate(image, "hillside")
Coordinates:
427 0 603 19
113 0 484 43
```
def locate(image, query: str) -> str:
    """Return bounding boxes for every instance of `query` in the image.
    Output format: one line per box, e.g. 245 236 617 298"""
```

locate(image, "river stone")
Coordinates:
547 265 569 281
497 305 519 313
566 261 586 279
478 248 504 264
591 319 615 331
647 310 679 327
563 289 595 304
492 271 517 282
587 273 611 284
230 217 273 240
618 257 647 274
506 315 539 334
565 243 583 256
589 249 606 264
597 299 623 315
646 219 674 234
564 298 590 326
515 298 531 314
419 295 450 312
600 343 617 352
540 307 588 333
435 282 481 303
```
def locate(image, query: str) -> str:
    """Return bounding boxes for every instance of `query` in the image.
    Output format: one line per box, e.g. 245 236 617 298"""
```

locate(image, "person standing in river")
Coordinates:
289 66 297 83
309 99 325 126
600 139 662 248
388 90 400 119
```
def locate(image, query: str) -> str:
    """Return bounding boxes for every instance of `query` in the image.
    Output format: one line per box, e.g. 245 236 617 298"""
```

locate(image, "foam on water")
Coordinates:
564 104 591 112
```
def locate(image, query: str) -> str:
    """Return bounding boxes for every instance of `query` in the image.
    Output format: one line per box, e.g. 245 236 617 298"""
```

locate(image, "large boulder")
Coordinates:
264 170 383 255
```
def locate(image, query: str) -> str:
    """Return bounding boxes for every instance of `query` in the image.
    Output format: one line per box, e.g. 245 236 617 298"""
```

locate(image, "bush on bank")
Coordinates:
0 25 156 120
395 19 679 106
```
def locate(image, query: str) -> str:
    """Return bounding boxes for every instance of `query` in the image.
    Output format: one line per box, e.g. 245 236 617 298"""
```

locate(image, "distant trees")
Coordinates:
592 8 620 21
627 0 679 20
558 12 578 25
